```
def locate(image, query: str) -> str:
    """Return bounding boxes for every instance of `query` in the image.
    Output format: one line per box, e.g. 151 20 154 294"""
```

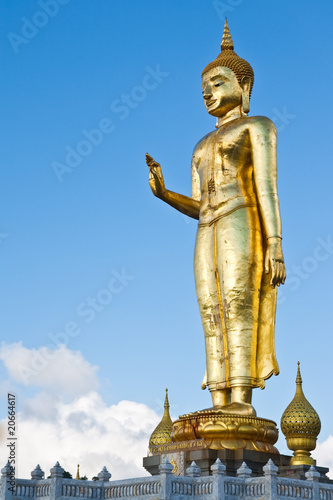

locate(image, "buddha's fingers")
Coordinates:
274 262 280 286
270 258 276 287
264 252 270 274
273 261 286 287
277 262 283 286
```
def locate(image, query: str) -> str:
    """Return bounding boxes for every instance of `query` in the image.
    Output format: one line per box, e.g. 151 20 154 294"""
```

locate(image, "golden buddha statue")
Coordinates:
146 20 286 416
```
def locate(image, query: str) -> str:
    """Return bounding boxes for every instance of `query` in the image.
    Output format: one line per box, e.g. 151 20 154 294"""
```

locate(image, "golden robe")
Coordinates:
191 115 280 391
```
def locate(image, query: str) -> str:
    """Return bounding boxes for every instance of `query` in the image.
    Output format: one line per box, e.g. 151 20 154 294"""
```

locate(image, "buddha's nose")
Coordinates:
203 92 212 100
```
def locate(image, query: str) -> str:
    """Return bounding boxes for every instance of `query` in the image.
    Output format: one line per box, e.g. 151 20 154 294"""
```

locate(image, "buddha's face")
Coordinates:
202 66 242 117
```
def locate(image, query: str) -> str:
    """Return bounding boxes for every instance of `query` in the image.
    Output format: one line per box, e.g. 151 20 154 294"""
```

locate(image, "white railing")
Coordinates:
319 487 333 500
171 476 192 495
104 477 160 498
0 458 332 500
245 478 265 497
36 482 51 498
192 476 213 497
61 482 104 498
13 481 35 497
277 477 313 498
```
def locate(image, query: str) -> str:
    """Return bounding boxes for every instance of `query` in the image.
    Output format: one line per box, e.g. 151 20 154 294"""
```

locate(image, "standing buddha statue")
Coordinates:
146 20 286 416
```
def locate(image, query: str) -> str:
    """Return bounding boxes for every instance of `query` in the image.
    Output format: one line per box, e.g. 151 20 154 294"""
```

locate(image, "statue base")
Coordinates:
144 445 331 480
144 444 290 477
171 409 279 453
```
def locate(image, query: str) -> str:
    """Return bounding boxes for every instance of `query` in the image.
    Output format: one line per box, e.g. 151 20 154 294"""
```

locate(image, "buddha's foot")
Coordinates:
214 402 257 416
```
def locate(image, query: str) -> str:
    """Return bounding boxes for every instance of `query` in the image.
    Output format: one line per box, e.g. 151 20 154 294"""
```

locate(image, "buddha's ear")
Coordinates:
241 76 251 114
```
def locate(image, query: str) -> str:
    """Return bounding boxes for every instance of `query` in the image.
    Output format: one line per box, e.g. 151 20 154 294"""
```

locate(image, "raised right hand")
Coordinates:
146 153 166 199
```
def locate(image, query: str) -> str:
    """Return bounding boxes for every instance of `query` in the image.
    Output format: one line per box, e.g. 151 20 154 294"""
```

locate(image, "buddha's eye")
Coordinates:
214 82 222 87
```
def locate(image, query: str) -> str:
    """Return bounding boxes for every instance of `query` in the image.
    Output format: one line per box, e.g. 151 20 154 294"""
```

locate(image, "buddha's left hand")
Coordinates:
265 238 286 288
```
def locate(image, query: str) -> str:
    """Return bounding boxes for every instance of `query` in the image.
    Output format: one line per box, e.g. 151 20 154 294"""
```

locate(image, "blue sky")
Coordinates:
0 0 332 479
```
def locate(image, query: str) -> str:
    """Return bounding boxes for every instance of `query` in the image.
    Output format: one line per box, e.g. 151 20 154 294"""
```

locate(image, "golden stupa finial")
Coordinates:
164 388 170 409
281 362 321 466
296 361 302 384
76 464 80 480
149 389 173 451
221 18 234 51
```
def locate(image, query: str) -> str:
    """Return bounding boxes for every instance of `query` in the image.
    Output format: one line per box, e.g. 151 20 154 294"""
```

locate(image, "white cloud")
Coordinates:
313 435 333 479
0 342 99 396
5 391 159 480
0 343 160 480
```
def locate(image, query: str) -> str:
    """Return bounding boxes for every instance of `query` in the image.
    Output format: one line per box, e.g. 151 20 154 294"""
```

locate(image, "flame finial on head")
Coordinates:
221 19 234 51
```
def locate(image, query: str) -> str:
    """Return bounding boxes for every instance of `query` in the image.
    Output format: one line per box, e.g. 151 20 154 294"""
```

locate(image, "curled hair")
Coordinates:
202 51 254 96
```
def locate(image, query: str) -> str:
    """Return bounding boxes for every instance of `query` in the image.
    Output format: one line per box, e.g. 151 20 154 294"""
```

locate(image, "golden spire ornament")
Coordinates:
221 18 234 50
149 389 173 450
76 464 80 480
281 362 321 465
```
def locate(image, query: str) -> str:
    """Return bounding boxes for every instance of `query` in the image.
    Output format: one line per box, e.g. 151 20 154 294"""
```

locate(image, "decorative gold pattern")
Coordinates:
150 439 207 454
207 178 215 194
281 362 321 465
149 389 173 450
169 458 178 475
172 410 279 453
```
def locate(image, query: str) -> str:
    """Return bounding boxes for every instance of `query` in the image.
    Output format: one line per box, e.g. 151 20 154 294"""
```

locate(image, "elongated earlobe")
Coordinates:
241 76 251 114
242 90 250 113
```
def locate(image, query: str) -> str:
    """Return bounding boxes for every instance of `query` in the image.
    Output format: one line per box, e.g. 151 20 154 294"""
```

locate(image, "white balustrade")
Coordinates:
0 460 332 500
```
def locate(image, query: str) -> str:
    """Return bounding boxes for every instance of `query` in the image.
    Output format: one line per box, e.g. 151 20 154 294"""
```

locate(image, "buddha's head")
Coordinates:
202 20 254 117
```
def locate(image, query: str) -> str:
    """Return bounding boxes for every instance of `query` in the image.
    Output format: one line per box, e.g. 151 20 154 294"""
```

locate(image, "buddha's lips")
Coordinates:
206 99 217 107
